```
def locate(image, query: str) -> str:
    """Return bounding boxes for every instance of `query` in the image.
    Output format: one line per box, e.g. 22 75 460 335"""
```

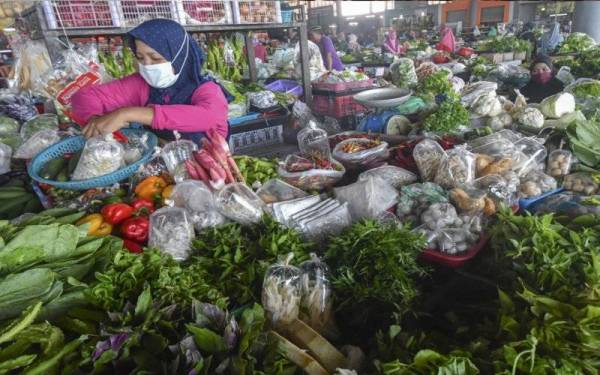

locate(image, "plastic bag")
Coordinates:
299 254 336 338
334 176 398 221
474 174 518 207
148 206 195 261
358 165 417 189
461 81 498 107
13 129 60 159
420 202 458 230
390 58 417 88
20 114 58 141
0 116 19 137
0 92 38 124
449 187 489 214
278 157 345 191
122 132 149 165
271 195 322 226
296 201 351 241
413 139 445 182
434 146 476 189
332 138 389 170
0 143 11 174
546 149 572 178
563 172 599 195
215 183 264 225
396 182 448 223
297 124 331 160
8 38 52 93
262 253 301 326
160 138 198 174
248 90 277 109
512 137 547 177
256 179 308 204
519 170 557 198
170 180 226 230
72 134 125 180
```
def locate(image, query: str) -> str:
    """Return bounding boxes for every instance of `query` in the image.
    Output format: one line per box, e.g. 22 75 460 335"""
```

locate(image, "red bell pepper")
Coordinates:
120 216 149 243
123 239 143 254
101 203 134 225
130 198 155 216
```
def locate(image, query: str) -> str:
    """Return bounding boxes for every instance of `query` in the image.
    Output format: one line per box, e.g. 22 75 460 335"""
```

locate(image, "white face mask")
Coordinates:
138 32 189 89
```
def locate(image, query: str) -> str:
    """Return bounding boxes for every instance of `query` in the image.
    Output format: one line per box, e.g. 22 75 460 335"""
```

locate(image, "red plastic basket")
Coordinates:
312 93 367 118
50 0 116 29
312 78 374 93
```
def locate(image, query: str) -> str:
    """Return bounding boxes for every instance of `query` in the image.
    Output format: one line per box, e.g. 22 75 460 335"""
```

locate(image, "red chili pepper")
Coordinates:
101 202 134 225
130 198 155 216
123 239 143 254
120 216 149 243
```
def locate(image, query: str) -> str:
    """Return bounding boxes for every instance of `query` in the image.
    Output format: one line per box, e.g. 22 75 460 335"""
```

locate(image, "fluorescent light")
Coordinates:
379 15 384 18
349 22 358 26
330 24 337 28
366 14 375 18
346 16 355 20
551 13 567 17
2 28 15 32
420 11 425 17
400 14 404 19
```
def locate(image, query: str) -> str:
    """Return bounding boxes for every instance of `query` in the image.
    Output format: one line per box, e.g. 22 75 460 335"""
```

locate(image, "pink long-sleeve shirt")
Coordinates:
71 73 229 137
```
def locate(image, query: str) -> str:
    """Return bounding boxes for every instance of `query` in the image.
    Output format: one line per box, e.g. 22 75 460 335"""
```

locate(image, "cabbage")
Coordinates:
516 107 544 129
471 92 498 117
0 116 19 137
540 92 575 119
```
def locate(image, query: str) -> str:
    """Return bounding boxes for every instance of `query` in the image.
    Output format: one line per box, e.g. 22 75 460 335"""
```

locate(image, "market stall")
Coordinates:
1 2 600 374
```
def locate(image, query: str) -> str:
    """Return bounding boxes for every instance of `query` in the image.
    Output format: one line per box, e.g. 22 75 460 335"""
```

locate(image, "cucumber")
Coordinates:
67 150 82 175
41 158 67 180
38 207 78 218
1 179 25 188
0 194 32 219
56 167 69 182
0 187 27 200
22 198 43 214
53 211 86 225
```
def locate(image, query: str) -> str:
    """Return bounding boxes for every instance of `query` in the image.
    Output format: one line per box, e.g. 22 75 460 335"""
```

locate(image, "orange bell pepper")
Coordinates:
161 185 175 202
135 176 167 200
76 214 113 236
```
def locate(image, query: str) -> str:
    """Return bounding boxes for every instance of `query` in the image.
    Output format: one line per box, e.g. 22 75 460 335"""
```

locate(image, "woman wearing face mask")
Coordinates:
71 19 230 143
519 55 564 103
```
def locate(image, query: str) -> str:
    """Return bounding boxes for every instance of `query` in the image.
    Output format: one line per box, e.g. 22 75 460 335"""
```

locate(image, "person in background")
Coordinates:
335 30 348 52
488 26 497 37
539 22 563 55
294 38 326 82
309 27 344 71
383 28 403 55
518 22 537 56
436 23 456 53
347 33 361 53
246 33 267 62
72 19 230 143
520 54 564 103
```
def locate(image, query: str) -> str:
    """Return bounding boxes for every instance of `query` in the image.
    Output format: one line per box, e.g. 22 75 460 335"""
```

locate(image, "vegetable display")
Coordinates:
422 98 469 134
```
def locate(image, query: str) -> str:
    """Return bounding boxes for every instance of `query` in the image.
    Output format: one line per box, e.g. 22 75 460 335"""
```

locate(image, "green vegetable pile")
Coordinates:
558 32 596 54
416 70 455 100
99 47 136 79
569 80 600 97
205 36 246 82
422 98 469 134
234 155 279 186
566 119 600 168
478 36 532 53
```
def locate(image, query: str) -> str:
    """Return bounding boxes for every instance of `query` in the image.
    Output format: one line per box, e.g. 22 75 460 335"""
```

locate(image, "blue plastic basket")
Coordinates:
266 79 303 97
518 188 565 212
281 10 293 23
28 128 158 190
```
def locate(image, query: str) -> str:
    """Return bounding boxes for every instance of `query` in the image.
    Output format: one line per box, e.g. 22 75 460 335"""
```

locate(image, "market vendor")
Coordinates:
309 27 344 72
520 55 564 103
71 19 230 143
436 23 456 53
347 34 361 53
383 29 404 55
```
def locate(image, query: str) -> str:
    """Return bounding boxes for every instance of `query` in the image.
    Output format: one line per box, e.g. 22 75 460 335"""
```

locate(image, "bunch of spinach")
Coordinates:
422 98 470 134
416 70 455 101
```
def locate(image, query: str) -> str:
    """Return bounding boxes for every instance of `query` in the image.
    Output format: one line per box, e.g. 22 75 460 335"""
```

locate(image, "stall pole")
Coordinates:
244 32 257 82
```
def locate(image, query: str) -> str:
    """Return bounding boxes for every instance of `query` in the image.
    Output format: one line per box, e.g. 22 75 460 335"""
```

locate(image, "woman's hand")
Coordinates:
82 109 130 138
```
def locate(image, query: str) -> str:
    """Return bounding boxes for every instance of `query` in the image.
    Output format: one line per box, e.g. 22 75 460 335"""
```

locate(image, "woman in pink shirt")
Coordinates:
71 19 231 143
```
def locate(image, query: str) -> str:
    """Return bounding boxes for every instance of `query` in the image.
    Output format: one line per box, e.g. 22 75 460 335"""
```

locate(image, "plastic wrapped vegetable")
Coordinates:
13 129 61 159
20 114 58 140
390 58 417 88
72 134 125 180
262 253 302 326
160 138 197 174
539 92 575 119
169 180 226 230
563 172 599 195
434 146 477 189
332 138 389 170
148 206 195 261
413 139 445 182
297 124 331 161
519 170 557 198
256 179 307 204
215 183 264 225
299 254 336 338
396 182 448 223
486 112 513 130
470 91 498 117
449 187 494 215
334 176 399 221
278 154 345 191
512 137 547 177
420 202 458 230
358 165 417 189
0 143 11 174
515 107 544 132
0 116 20 136
293 200 352 241
546 149 572 178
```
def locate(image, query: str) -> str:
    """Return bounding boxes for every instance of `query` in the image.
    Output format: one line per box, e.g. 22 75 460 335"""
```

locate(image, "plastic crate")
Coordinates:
42 0 119 29
266 79 303 97
180 0 232 24
312 92 367 119
233 0 281 24
312 78 374 93
118 0 176 27
421 233 491 268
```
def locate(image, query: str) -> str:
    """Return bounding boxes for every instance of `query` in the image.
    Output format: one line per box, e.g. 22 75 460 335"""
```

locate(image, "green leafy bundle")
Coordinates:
569 80 600 98
192 216 312 307
422 98 469 134
416 70 455 100
558 32 596 54
566 119 600 168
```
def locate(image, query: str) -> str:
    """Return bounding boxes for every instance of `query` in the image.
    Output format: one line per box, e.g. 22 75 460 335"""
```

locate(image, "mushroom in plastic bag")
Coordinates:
169 180 226 230
216 183 264 225
13 129 61 159
71 133 125 180
148 206 195 261
413 139 445 182
297 123 331 160
262 253 302 327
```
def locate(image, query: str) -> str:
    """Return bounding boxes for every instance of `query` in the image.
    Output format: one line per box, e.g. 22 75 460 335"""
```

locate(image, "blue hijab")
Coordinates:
127 19 231 105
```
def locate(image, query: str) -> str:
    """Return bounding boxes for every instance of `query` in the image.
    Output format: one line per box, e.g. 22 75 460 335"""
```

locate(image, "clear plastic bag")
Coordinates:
13 129 60 159
0 92 38 124
390 58 418 88
460 81 498 107
262 253 302 326
334 176 398 221
248 90 277 109
299 254 336 337
297 124 331 160
519 170 557 198
396 182 448 223
467 129 522 150
449 187 487 214
474 174 518 207
0 143 11 174
434 146 476 189
358 165 417 189
20 114 58 141
122 132 149 165
436 228 473 254
170 180 226 230
420 202 458 230
563 172 599 195
413 139 445 182
0 116 20 137
149 206 195 261
278 158 345 191
332 138 389 170
256 179 308 204
271 195 322 226
72 134 125 180
8 38 52 93
546 149 572 178
215 183 264 225
512 137 547 177
296 202 351 241
160 138 198 174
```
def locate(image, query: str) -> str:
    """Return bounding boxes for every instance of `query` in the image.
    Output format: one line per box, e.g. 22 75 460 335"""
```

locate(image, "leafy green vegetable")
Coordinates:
423 98 469 134
558 32 596 54
416 70 455 100
567 120 600 168
569 81 600 97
